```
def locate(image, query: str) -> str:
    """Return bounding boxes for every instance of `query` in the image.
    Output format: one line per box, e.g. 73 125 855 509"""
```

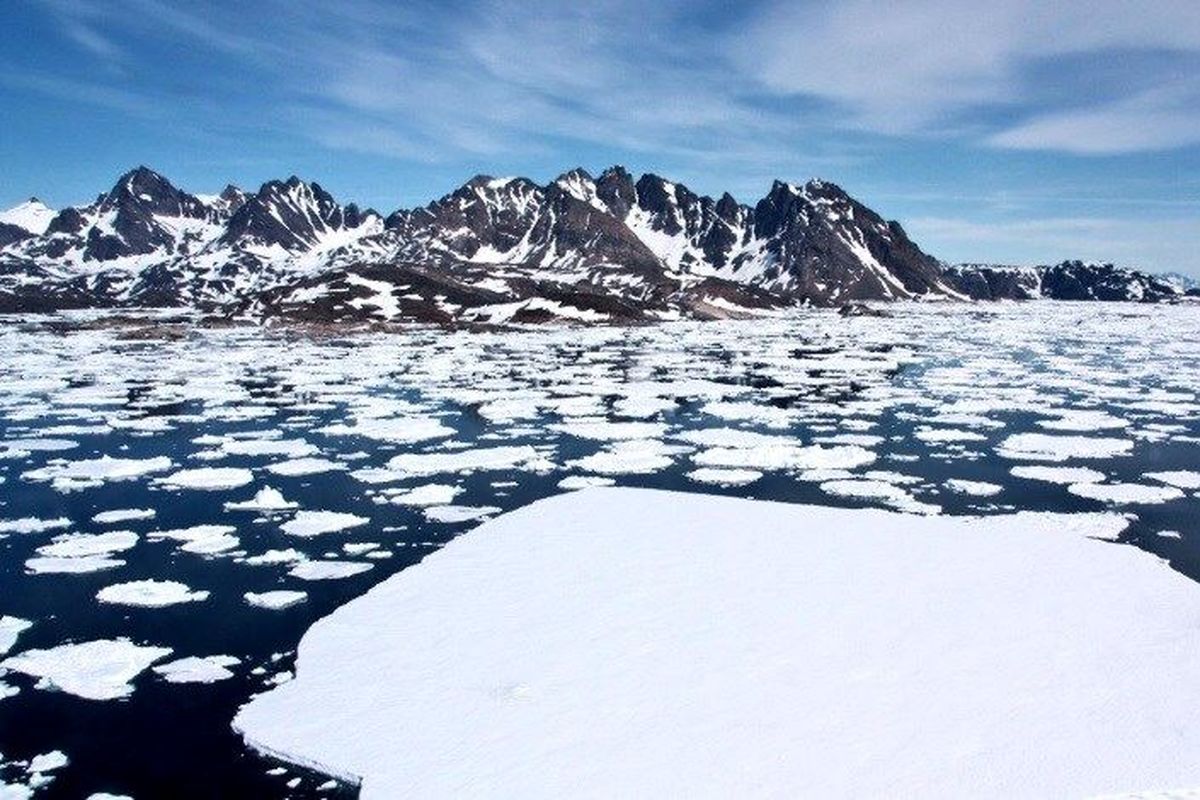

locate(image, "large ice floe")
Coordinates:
235 488 1200 798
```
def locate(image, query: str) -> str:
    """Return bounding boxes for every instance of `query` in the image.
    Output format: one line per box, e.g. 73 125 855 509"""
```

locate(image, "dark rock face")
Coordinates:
947 261 1180 302
0 223 32 249
45 207 88 236
747 180 950 303
82 167 215 261
221 177 375 252
0 164 1184 321
1040 261 1179 301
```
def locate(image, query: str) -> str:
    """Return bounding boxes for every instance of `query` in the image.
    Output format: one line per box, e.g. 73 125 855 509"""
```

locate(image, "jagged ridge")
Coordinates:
0 166 1184 322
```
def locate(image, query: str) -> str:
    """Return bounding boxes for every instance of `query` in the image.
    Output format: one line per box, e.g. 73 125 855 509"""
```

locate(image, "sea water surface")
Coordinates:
1 302 1198 798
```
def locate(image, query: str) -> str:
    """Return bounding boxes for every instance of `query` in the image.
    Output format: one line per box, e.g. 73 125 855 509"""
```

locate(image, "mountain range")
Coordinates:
0 166 1189 323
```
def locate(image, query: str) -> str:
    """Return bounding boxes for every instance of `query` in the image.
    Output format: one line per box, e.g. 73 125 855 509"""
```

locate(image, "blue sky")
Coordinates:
3 0 1199 274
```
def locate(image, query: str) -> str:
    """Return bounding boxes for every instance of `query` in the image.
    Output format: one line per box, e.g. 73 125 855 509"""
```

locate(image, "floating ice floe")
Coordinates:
701 401 798 429
674 428 799 449
557 475 616 490
38 530 139 559
280 511 369 538
1144 470 1200 490
997 433 1134 462
820 479 940 515
245 591 308 610
318 416 454 445
0 617 32 656
157 467 254 491
22 455 174 492
213 437 318 459
1 437 77 453
265 457 347 477
241 548 308 566
2 638 171 700
235 488 1199 798
1036 409 1129 431
567 439 681 475
25 555 126 575
945 479 1003 497
224 486 298 511
0 517 70 535
383 483 462 507
692 443 875 473
1067 482 1185 506
423 505 501 523
913 427 988 444
91 508 156 524
384 446 554 478
147 525 239 555
28 750 68 777
1010 465 1107 484
96 580 210 608
288 561 373 581
686 468 763 486
153 655 239 684
549 419 669 441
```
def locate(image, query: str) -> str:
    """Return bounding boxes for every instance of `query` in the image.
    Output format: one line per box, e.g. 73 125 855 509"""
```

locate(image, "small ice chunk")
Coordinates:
385 446 553 478
22 455 173 490
568 439 679 475
424 505 502 523
1144 471 1200 490
557 475 616 490
288 561 373 581
997 434 1133 462
686 468 763 486
945 479 1003 497
91 508 156 524
25 555 125 575
224 486 298 511
265 458 347 477
0 617 33 656
148 525 239 555
245 591 308 610
1 638 171 700
96 580 210 608
385 483 462 507
157 467 254 491
1011 465 1107 484
914 428 987 444
0 517 71 535
1068 483 1185 505
28 751 68 774
241 548 308 566
281 511 369 538
153 655 238 684
37 530 137 558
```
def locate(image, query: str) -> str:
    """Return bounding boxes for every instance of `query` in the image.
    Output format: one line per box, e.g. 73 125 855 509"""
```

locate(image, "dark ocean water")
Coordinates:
1 303 1197 798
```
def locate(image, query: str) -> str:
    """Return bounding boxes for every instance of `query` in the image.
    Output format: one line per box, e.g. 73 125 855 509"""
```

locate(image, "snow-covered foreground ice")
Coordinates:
234 488 1200 799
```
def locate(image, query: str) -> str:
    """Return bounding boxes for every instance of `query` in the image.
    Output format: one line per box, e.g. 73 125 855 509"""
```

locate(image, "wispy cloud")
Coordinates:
987 82 1200 154
734 0 1200 153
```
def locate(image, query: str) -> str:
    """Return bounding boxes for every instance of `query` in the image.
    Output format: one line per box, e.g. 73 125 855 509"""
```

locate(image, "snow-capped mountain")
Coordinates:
0 198 56 235
0 166 1182 322
1159 271 1199 293
946 261 1181 302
